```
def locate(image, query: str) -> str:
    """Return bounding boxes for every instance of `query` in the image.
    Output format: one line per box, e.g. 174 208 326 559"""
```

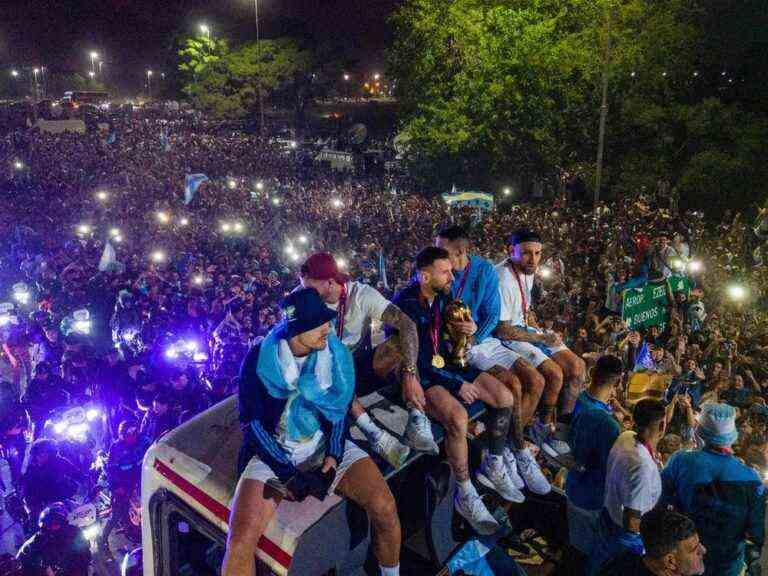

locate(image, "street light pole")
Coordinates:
90 51 98 76
255 0 265 134
147 70 153 98
594 0 612 206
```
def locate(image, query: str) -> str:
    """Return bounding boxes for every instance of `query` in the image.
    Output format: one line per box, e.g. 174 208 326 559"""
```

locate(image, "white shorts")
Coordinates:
241 439 369 495
468 337 522 371
502 336 569 368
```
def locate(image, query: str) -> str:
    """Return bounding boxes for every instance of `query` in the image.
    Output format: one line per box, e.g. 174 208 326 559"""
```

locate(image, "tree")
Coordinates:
178 36 229 97
388 0 768 211
179 37 313 120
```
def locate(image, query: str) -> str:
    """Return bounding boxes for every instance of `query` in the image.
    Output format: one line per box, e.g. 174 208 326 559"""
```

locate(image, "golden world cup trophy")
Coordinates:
443 299 473 368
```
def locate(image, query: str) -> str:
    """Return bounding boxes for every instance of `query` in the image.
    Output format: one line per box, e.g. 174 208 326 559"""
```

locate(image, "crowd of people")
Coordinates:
0 105 766 576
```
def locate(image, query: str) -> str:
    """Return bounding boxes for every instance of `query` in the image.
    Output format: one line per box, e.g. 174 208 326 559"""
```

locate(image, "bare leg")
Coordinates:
512 358 546 426
222 478 282 576
425 386 469 481
551 350 586 416
336 457 401 568
537 359 564 425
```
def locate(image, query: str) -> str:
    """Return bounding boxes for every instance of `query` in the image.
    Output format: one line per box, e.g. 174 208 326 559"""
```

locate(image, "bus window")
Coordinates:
168 510 225 575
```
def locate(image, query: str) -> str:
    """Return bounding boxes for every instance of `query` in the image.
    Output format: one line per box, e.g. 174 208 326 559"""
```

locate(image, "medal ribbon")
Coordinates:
429 297 442 358
510 263 529 327
335 283 348 339
455 260 472 301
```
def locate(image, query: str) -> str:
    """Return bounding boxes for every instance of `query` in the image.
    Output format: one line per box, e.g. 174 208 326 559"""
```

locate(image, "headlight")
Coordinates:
67 422 89 439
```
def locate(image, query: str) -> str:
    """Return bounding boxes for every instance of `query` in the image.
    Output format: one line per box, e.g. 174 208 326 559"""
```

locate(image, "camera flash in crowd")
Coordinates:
539 266 553 279
109 228 120 238
503 187 511 196
688 260 703 273
77 224 92 235
256 181 264 191
336 257 347 269
332 198 343 208
193 275 204 286
156 211 170 224
290 252 300 262
671 258 685 271
298 235 308 244
179 217 189 226
95 190 109 202
13 160 23 170
727 284 746 301
12 285 30 305
228 178 237 190
151 250 166 263
221 222 232 233
233 222 244 233
272 197 281 206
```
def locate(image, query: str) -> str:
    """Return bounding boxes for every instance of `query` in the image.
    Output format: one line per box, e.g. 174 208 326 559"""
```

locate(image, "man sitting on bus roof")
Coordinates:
223 288 401 576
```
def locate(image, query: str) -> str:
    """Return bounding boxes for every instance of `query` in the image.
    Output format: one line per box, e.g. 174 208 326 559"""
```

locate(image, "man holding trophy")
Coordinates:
435 226 551 497
390 246 522 535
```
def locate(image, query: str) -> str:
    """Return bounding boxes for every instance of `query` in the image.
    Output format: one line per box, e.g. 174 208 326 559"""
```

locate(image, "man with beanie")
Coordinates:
300 252 436 468
566 354 624 568
223 288 401 576
496 229 586 456
661 402 765 576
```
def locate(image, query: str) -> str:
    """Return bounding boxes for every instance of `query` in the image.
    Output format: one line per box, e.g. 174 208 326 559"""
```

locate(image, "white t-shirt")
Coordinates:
327 281 391 352
603 431 662 527
497 262 534 327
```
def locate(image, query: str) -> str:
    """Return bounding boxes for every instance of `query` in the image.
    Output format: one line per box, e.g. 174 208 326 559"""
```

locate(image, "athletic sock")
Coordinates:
380 564 400 576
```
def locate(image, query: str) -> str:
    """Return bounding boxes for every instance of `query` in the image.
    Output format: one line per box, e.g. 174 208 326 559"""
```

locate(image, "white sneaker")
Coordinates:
454 487 501 535
515 448 551 495
476 455 525 503
372 430 411 468
502 448 525 490
532 420 571 457
405 410 440 454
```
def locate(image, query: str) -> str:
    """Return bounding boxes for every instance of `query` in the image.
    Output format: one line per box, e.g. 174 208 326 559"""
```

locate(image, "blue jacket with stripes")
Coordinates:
236 341 350 482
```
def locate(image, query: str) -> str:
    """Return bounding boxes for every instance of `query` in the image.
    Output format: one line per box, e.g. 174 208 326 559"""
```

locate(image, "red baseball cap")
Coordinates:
301 252 350 284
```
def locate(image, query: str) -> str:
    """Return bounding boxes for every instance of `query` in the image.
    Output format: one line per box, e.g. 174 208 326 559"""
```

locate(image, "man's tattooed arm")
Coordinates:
381 304 419 376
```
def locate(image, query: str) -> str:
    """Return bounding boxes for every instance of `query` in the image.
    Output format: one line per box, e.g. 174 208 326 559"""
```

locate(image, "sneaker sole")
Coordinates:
407 436 440 455
453 497 500 536
476 471 525 503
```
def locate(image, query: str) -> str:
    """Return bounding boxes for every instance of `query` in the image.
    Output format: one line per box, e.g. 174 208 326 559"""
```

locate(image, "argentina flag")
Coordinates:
184 173 209 205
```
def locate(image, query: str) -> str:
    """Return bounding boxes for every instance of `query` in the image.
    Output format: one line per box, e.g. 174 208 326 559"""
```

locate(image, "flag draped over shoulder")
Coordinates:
184 174 209 205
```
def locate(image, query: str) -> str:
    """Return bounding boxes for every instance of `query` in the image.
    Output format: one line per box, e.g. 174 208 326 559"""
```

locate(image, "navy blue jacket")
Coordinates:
237 342 349 482
388 280 468 394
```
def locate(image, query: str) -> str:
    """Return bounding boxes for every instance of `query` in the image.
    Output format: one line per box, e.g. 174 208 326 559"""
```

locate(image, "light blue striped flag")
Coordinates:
184 173 209 205
378 250 389 290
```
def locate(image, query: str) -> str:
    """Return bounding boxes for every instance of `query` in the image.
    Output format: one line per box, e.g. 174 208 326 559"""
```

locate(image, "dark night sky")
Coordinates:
0 0 399 88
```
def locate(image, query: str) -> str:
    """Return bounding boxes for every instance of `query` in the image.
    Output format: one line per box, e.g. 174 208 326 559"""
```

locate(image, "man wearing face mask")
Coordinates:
597 507 706 576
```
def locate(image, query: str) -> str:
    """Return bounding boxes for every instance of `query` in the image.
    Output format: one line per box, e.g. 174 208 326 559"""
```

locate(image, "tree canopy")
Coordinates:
178 36 313 120
388 0 768 212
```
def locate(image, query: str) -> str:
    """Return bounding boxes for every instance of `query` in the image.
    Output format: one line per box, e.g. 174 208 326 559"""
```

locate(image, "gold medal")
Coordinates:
432 354 445 368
